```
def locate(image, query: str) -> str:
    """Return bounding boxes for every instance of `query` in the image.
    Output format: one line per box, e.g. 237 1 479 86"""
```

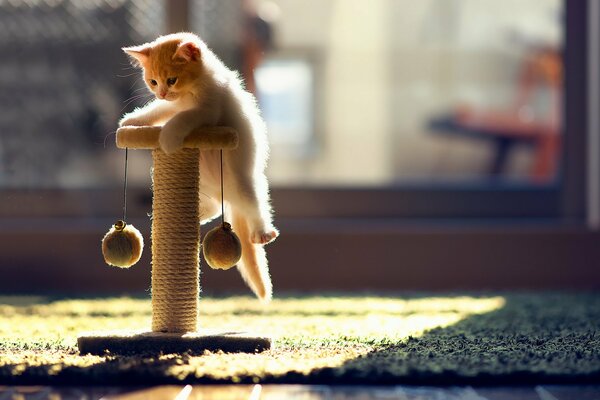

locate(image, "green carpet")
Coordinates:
0 293 598 385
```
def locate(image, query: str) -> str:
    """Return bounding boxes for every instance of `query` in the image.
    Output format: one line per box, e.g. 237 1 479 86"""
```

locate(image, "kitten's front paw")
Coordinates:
251 227 279 245
119 116 147 127
159 130 185 154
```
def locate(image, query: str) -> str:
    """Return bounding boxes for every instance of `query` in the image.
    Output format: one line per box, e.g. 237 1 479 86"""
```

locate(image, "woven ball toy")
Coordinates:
102 220 144 268
202 222 242 270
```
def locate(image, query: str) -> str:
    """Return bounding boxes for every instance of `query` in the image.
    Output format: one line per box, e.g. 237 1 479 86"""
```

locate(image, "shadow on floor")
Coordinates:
305 293 600 385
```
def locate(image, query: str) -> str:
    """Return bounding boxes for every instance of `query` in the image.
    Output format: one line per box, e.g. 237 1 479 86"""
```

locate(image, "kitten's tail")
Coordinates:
232 210 273 302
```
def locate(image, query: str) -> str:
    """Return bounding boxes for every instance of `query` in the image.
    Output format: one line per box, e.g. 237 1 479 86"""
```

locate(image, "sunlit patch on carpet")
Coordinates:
0 294 598 384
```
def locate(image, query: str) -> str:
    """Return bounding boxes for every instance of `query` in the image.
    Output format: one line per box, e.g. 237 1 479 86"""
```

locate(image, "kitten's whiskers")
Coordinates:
121 93 153 113
103 130 117 148
116 71 141 78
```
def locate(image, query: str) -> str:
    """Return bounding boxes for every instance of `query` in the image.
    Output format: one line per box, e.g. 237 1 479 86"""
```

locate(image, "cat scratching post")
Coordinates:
77 126 271 355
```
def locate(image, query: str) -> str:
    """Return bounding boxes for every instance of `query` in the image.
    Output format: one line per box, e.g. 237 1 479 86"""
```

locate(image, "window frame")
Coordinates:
0 0 598 295
0 0 588 223
272 0 586 223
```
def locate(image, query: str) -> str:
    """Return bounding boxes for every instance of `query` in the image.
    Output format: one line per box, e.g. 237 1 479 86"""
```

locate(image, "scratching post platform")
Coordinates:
78 126 272 355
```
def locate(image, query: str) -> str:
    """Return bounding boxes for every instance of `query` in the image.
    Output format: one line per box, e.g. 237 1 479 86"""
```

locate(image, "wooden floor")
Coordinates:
2 385 600 399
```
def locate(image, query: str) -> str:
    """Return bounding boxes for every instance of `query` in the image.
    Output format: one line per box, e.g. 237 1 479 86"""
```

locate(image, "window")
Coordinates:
0 1 597 294
257 1 563 185
255 58 316 160
243 0 576 221
0 0 163 190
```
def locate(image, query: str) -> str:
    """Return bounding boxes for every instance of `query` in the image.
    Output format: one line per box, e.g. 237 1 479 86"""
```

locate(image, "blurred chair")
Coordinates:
430 46 562 183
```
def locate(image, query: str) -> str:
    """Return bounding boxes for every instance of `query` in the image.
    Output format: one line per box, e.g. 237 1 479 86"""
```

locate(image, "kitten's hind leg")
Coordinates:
225 172 278 245
231 209 272 301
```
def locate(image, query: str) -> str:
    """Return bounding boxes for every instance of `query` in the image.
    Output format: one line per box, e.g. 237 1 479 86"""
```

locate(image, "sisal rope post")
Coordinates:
151 148 200 332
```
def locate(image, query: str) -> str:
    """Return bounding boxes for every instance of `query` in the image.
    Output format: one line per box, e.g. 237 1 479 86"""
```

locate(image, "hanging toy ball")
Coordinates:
202 222 242 270
102 220 144 268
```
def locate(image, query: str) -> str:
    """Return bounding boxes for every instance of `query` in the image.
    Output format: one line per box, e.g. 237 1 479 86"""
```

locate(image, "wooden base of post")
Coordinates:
78 330 271 355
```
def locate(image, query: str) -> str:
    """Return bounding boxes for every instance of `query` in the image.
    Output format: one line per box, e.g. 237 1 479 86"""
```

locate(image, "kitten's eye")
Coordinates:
149 79 157 86
167 77 177 86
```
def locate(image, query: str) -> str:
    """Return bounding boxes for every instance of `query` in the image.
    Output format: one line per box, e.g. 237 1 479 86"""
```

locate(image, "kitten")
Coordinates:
120 32 278 301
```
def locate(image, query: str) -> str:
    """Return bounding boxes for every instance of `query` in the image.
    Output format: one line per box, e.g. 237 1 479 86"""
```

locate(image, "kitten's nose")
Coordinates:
159 91 167 99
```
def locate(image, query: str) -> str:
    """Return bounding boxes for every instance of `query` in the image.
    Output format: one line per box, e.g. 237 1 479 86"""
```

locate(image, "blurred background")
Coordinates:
0 0 598 295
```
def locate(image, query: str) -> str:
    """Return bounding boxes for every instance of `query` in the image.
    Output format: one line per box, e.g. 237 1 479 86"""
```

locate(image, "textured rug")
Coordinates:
0 293 598 385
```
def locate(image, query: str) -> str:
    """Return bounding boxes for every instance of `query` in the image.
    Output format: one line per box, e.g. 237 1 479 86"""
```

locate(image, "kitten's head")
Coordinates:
123 33 203 101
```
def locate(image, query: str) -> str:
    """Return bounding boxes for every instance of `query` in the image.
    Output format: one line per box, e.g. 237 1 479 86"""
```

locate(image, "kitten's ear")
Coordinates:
173 41 201 62
122 45 150 67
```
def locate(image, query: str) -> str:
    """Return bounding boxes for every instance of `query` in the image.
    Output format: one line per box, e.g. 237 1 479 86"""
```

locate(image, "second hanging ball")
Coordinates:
202 222 242 270
102 220 144 268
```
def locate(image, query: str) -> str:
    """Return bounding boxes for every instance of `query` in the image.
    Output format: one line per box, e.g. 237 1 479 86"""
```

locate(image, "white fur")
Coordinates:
120 33 278 300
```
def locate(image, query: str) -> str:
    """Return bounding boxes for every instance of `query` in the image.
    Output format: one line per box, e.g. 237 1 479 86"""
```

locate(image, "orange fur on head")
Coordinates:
123 34 205 102
122 45 151 67
174 42 201 62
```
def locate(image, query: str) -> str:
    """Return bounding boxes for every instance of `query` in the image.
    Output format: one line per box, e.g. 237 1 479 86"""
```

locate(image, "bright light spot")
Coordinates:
249 384 262 400
258 1 281 23
255 59 314 152
174 385 192 400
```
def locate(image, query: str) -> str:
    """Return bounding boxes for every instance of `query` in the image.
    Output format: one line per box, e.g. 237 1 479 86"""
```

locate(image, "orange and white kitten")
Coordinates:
120 32 278 301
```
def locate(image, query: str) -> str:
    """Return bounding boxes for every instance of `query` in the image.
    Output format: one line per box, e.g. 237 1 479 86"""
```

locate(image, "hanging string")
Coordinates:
122 147 129 223
220 149 225 227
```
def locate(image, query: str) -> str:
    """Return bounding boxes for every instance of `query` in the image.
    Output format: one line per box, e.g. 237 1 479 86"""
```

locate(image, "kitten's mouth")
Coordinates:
159 93 178 101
